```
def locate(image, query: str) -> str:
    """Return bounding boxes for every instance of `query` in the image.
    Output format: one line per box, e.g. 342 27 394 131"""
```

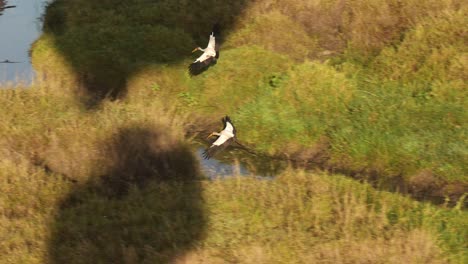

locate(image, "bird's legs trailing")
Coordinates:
192 47 205 53
207 132 221 139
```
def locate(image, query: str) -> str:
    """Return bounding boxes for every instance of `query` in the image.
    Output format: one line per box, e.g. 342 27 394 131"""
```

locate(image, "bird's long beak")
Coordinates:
192 47 199 53
207 132 215 139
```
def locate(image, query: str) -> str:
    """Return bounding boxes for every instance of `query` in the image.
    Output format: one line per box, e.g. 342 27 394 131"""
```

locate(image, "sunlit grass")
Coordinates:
1 85 466 263
28 0 467 198
1 0 466 262
1 138 466 263
199 171 467 263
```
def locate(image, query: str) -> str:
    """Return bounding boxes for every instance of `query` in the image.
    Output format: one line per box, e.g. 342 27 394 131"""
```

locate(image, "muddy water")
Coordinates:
0 0 50 84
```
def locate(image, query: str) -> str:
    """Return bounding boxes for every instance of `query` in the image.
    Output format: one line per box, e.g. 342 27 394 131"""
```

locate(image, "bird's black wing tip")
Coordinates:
188 66 197 76
223 115 231 123
188 62 203 76
189 57 216 76
202 149 212 160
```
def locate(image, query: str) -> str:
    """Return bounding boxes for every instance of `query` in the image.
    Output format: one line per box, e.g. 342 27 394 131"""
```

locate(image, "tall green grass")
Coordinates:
235 61 355 154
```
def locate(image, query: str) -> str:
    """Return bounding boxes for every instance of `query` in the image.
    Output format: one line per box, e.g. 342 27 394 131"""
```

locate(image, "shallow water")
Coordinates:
192 139 449 205
0 0 50 84
192 141 286 180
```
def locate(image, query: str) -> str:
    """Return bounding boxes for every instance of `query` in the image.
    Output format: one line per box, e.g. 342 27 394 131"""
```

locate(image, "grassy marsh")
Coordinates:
31 0 467 195
0 83 467 263
1 0 467 262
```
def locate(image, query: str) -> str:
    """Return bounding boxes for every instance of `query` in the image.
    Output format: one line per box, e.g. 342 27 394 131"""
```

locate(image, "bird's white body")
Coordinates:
203 116 236 159
193 34 217 63
189 24 220 76
194 33 216 62
212 122 235 146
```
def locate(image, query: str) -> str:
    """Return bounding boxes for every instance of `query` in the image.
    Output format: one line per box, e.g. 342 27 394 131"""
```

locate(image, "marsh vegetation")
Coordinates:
0 0 466 263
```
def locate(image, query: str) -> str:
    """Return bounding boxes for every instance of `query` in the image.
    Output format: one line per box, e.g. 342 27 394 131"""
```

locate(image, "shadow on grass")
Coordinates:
41 0 249 107
48 126 205 263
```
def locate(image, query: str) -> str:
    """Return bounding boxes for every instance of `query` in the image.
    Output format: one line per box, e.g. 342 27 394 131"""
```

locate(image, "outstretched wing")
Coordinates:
189 24 221 76
202 137 234 160
222 116 236 135
189 55 216 76
212 23 221 58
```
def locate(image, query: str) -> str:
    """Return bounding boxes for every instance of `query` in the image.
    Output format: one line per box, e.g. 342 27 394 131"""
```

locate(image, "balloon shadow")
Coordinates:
40 0 249 107
48 126 205 263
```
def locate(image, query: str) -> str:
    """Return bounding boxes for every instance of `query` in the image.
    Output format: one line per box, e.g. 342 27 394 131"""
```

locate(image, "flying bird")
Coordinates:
0 59 22 63
203 116 236 160
0 5 16 11
189 24 220 76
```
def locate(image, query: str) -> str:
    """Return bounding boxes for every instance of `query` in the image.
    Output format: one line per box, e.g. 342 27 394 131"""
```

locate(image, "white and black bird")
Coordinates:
203 116 236 159
189 24 220 76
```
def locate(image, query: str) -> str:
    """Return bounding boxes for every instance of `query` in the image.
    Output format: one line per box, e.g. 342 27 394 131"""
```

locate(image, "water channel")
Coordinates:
193 140 287 179
0 0 50 84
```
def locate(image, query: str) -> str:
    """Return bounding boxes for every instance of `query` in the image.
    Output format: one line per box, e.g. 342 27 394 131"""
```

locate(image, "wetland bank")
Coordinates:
0 0 466 263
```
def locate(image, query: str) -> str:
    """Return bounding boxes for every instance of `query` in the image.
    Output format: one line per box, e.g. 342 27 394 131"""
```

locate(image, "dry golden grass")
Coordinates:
303 229 446 264
233 0 466 56
224 11 319 61
0 158 69 263
195 171 466 263
0 85 205 263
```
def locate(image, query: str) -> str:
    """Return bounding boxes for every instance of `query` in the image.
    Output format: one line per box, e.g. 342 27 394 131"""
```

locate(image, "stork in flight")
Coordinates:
203 116 236 160
189 24 220 76
0 59 21 63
